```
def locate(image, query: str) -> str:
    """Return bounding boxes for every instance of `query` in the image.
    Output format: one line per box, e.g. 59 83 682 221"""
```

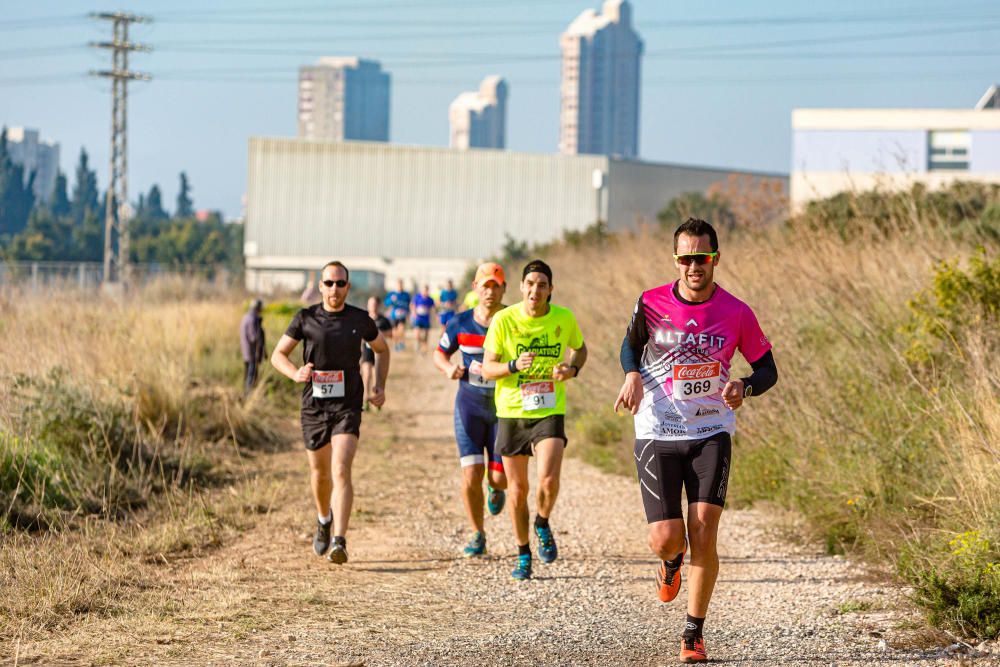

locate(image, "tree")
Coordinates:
70 148 100 226
51 171 71 217
146 184 168 220
175 172 193 218
657 192 737 231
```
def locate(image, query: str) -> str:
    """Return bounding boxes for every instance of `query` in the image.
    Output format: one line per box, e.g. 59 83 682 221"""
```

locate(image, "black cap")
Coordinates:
522 259 553 282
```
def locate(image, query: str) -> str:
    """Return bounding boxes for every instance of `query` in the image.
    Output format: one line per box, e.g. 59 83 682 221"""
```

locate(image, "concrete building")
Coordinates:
791 85 1000 210
559 0 643 158
6 127 60 202
244 138 785 293
297 58 390 142
449 76 508 150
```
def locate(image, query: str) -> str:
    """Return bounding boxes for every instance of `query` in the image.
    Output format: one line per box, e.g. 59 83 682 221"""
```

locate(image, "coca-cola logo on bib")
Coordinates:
673 362 720 380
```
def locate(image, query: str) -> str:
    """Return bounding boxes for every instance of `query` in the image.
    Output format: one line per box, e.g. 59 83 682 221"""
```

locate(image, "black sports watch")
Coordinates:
742 381 753 398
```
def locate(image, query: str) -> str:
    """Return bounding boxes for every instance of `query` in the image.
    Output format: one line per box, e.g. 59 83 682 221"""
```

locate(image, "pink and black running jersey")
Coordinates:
624 281 771 440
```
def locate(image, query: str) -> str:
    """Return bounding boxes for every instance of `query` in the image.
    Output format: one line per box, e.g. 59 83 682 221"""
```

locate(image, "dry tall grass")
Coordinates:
533 193 999 639
0 287 290 645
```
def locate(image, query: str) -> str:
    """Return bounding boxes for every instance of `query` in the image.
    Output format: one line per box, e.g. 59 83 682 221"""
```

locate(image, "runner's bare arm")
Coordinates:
270 334 313 382
553 342 587 381
432 347 464 380
369 331 391 407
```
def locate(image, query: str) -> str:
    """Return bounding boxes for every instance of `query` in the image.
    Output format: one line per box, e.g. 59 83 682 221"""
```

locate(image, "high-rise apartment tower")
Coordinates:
298 58 390 142
559 0 643 158
6 127 60 201
449 76 509 150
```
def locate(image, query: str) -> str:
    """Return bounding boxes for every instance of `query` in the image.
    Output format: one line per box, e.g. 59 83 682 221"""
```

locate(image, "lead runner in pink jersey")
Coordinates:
614 218 777 665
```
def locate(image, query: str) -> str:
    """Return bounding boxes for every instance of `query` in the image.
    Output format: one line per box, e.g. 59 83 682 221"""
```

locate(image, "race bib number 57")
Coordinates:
520 381 556 411
672 362 720 400
312 370 345 398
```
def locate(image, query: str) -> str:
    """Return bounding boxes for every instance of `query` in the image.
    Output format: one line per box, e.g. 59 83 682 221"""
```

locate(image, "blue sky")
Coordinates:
2 0 999 217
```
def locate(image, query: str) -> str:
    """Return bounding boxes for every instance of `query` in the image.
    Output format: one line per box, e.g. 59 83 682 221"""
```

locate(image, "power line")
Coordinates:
146 21 1000 63
0 14 88 31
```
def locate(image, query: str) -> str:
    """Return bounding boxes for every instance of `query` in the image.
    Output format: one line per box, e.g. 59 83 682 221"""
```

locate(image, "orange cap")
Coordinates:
474 262 506 286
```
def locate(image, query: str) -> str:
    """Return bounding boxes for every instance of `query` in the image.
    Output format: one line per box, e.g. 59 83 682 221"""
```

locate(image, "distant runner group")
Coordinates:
269 218 778 665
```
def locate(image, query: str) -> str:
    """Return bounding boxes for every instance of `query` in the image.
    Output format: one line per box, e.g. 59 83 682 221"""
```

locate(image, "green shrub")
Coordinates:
900 531 1000 639
903 249 1000 366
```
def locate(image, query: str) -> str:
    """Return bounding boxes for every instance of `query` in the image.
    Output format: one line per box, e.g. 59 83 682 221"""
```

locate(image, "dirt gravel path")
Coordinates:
9 352 992 666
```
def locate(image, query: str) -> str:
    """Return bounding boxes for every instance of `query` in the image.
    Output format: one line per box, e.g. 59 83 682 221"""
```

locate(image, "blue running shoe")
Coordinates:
535 523 558 563
486 486 506 516
463 531 487 558
511 553 532 581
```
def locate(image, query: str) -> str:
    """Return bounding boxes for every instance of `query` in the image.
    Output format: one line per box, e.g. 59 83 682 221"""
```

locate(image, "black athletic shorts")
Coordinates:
634 433 731 522
497 414 567 457
301 406 362 450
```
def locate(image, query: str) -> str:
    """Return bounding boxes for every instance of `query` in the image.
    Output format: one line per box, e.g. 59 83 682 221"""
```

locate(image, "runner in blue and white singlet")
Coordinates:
433 262 509 558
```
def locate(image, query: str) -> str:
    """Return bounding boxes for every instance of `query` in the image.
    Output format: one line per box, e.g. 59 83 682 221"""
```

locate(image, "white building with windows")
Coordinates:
559 0 643 158
449 76 508 150
297 58 390 142
791 85 1000 210
6 127 60 202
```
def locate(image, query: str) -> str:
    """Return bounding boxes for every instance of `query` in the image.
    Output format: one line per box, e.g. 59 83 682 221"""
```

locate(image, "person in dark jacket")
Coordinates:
240 299 266 395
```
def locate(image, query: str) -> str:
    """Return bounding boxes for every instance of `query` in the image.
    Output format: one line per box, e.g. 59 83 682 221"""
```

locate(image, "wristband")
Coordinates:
570 364 581 377
507 359 518 374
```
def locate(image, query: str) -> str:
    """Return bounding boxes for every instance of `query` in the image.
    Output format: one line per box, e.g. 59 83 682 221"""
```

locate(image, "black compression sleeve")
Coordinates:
621 335 640 374
740 350 777 397
620 295 648 374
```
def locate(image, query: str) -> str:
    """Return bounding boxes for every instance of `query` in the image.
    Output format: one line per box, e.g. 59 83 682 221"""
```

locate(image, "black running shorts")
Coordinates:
634 433 731 522
301 406 362 450
497 415 567 457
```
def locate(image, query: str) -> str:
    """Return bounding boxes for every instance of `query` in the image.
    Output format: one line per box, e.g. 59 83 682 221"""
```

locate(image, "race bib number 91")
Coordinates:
672 362 721 400
520 381 556 411
312 370 345 399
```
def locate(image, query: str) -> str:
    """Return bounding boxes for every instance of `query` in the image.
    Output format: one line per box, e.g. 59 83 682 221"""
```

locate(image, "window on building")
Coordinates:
928 130 970 171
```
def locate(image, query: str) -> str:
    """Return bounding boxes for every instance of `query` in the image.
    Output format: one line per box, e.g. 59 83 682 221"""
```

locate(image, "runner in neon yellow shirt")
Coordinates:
482 259 587 581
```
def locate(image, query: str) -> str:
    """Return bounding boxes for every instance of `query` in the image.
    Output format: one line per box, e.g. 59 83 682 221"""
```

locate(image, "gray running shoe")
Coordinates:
313 518 332 556
327 537 348 564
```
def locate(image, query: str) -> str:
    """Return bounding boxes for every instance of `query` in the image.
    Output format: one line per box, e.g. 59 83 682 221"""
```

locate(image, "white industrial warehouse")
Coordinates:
243 138 786 293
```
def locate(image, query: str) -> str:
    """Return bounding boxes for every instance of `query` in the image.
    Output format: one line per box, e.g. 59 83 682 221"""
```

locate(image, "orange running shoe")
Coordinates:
656 552 684 603
679 636 707 663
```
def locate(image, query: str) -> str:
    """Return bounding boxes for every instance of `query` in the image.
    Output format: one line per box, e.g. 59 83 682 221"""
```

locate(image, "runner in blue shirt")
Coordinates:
383 279 411 352
412 284 436 353
438 279 459 330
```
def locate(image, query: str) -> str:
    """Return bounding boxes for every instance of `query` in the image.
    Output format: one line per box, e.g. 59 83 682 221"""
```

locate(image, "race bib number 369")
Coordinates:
520 381 556 411
312 370 345 398
672 362 721 400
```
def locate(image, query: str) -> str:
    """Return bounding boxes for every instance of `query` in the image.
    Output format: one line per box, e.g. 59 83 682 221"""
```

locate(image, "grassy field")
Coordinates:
535 183 1000 640
0 286 297 641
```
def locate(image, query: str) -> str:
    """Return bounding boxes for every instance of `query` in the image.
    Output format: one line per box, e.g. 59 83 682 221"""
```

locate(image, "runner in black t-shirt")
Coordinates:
361 296 393 411
271 261 391 564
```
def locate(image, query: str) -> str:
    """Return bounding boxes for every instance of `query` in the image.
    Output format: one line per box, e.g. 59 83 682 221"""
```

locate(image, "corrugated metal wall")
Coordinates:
246 138 787 261
247 138 607 259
